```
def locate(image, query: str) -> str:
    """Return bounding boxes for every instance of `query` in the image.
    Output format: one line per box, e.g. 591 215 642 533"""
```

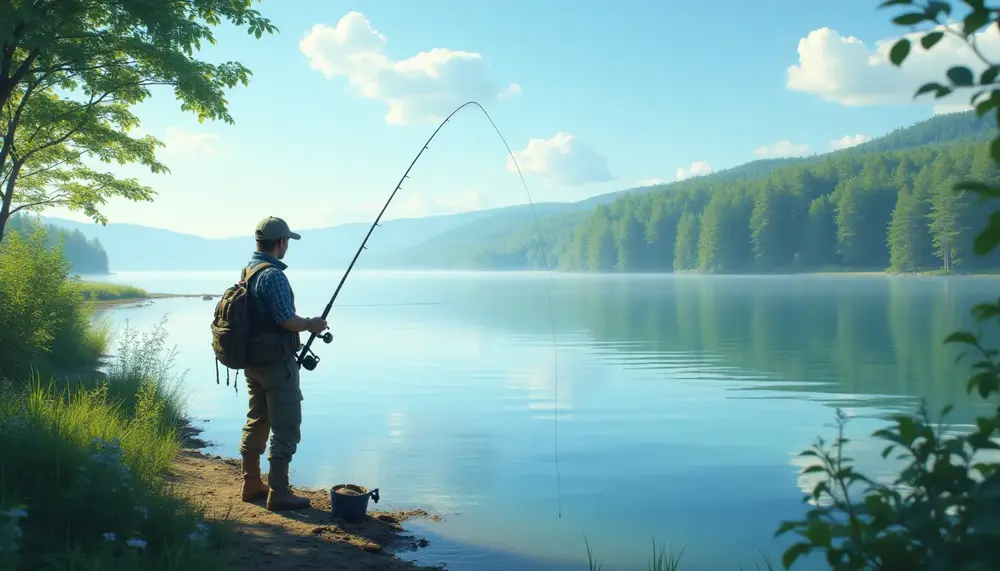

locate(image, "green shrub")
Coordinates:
0 227 106 381
0 325 225 571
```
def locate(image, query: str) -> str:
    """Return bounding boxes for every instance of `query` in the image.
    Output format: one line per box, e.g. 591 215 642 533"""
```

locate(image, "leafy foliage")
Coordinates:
0 0 278 238
0 224 104 381
773 2 1000 570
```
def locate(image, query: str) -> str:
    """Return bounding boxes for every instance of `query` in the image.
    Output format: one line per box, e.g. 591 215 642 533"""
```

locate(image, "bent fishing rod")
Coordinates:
296 101 486 372
293 99 564 519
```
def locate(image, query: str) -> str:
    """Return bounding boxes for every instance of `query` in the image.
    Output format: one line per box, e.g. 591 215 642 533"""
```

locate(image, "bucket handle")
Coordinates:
367 488 380 504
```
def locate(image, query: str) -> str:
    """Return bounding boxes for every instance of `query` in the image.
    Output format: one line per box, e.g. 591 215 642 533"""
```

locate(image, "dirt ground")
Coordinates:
166 448 444 571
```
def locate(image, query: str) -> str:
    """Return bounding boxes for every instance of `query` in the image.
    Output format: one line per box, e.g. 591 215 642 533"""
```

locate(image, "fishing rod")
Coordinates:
294 99 564 519
296 101 484 372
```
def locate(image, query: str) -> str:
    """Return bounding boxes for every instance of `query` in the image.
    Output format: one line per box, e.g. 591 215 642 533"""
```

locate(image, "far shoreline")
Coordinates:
79 268 1000 309
90 292 220 308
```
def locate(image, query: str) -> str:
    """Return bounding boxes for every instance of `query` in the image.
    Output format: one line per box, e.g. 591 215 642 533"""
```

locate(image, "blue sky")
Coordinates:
43 0 995 238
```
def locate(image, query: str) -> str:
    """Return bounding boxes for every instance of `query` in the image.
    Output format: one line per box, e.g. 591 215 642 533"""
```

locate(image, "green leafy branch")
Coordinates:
883 0 1000 254
0 0 279 238
774 3 1000 570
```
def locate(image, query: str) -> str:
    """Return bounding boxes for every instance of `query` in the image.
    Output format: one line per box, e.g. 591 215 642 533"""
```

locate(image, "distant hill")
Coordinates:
36 110 994 273
371 110 996 270
4 213 110 274
38 200 605 271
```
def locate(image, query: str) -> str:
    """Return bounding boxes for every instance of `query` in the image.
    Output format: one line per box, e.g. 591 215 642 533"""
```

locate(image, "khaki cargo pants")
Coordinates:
238 355 303 463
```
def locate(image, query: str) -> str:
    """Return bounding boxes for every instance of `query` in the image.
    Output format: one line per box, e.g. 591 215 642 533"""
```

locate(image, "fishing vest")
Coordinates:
246 264 302 365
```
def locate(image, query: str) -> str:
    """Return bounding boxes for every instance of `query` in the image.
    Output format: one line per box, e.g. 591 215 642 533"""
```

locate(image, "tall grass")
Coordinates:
74 281 150 302
0 324 225 571
101 317 190 432
582 538 776 570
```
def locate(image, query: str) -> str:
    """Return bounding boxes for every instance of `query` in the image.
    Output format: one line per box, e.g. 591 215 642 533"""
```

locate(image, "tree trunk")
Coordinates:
0 160 23 243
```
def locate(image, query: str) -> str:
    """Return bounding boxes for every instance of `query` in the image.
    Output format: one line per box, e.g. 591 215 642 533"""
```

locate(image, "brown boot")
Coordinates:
240 453 268 502
265 459 310 511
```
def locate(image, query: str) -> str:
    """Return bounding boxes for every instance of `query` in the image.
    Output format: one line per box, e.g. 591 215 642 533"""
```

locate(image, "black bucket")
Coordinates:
329 484 380 522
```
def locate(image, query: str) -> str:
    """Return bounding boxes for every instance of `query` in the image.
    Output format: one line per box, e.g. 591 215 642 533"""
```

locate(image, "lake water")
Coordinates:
83 270 999 571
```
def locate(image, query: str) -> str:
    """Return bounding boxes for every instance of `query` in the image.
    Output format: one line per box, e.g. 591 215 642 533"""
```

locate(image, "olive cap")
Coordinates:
255 216 301 241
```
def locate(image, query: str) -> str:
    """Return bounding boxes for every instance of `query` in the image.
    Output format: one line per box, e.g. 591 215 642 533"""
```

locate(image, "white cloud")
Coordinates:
786 23 1000 109
754 140 811 158
675 161 712 181
829 134 871 150
507 132 613 186
300 11 520 125
499 83 522 99
161 127 219 156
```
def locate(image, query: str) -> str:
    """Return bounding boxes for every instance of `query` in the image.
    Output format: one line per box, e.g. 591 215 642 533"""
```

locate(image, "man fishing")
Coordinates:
237 216 328 511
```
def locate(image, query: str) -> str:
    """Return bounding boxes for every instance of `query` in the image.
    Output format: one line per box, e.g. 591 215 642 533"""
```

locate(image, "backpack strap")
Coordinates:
241 262 274 285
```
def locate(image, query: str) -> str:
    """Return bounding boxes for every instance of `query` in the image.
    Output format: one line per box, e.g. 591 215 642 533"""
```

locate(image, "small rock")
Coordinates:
360 542 382 553
417 538 430 548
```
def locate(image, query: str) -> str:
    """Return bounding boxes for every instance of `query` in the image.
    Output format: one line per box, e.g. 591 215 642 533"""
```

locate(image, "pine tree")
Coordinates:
888 187 921 272
928 175 964 271
804 195 838 267
674 212 699 271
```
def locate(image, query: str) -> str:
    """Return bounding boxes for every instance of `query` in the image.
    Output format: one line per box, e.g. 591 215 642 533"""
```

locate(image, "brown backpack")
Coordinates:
211 263 273 370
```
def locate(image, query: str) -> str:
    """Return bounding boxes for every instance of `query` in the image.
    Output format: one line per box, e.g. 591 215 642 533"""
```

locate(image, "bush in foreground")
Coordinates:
0 325 226 571
0 227 108 381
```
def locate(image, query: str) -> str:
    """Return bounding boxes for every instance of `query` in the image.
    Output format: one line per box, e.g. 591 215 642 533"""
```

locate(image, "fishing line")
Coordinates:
333 302 447 307
297 101 562 518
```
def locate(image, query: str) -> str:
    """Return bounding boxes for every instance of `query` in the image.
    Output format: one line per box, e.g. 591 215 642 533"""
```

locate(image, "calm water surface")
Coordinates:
83 270 998 571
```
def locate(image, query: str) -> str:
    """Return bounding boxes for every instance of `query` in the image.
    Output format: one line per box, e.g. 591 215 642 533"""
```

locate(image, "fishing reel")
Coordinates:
299 331 334 371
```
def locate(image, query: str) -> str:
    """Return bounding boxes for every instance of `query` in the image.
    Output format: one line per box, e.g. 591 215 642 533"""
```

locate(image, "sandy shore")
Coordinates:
173 429 444 570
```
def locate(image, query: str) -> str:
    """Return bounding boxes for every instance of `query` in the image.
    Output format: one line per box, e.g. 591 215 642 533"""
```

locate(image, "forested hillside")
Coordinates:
561 139 997 273
397 110 1000 274
5 214 110 274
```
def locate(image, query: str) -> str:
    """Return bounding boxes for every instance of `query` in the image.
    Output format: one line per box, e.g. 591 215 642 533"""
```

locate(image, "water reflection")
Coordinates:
85 271 1000 571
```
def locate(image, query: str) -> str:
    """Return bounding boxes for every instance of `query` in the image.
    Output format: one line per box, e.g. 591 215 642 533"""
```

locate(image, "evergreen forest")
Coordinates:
401 110 1000 274
4 213 110 275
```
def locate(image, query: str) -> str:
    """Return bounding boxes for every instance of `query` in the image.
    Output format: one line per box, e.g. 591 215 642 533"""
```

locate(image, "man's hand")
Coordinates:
306 317 328 334
280 315 329 333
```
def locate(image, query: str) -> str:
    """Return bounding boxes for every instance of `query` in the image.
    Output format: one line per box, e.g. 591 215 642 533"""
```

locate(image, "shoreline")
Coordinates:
48 366 446 570
91 292 220 308
176 420 445 570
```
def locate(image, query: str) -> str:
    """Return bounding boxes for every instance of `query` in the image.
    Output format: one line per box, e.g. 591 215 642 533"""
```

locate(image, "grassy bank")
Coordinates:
0 323 227 571
74 281 150 302
72 280 220 308
0 225 229 570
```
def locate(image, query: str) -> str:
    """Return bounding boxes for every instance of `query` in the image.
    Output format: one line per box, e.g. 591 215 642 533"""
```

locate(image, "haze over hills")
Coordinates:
39 197 619 272
3 213 110 274
37 110 996 273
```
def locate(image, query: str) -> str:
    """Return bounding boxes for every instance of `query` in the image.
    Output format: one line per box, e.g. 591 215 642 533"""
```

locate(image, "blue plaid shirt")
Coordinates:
246 252 295 325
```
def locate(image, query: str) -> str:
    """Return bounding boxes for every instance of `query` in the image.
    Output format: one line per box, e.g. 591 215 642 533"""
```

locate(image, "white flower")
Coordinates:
103 532 116 541
187 521 210 543
126 537 147 550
